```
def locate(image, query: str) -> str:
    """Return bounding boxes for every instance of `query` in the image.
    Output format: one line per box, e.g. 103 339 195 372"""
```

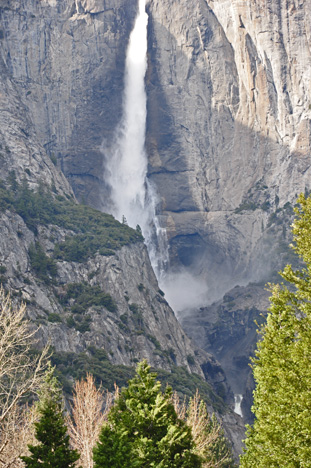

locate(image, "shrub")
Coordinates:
47 313 62 323
28 242 57 283
59 282 117 313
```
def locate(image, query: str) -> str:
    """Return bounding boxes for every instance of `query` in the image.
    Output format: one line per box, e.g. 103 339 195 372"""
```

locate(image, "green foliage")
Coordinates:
93 425 134 468
240 193 311 467
66 316 76 328
136 224 142 236
21 366 80 468
28 242 57 283
187 395 235 468
47 313 62 323
129 303 144 329
58 282 117 313
162 347 177 364
204 413 236 467
73 315 92 332
128 303 140 313
0 179 15 211
234 201 258 214
50 350 225 412
0 264 7 285
93 361 202 468
0 178 143 261
260 201 270 211
187 355 195 366
51 348 135 394
120 313 129 324
156 367 226 414
147 334 161 349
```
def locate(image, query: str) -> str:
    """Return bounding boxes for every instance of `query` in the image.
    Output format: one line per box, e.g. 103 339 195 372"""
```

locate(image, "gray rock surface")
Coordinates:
0 0 137 208
0 204 207 375
2 0 309 455
0 0 233 403
146 0 311 293
181 283 271 424
0 51 72 194
1 0 310 292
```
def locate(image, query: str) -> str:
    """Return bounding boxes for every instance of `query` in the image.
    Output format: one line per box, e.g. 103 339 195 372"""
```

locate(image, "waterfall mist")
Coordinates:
159 269 210 316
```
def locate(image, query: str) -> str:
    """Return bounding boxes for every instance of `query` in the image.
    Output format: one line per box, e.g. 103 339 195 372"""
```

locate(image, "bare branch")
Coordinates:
67 374 115 468
172 390 233 468
0 288 49 422
0 403 37 468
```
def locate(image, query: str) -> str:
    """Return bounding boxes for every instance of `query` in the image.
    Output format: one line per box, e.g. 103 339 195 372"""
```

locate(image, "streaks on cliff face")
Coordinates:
1 0 310 308
145 0 311 309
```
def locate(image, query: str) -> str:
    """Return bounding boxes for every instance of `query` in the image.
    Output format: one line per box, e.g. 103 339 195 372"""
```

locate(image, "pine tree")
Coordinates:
21 365 80 468
240 194 311 467
93 360 202 468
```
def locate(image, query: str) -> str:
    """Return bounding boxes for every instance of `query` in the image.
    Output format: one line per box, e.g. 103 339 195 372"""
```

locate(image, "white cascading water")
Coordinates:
102 0 168 277
102 0 208 311
234 394 243 418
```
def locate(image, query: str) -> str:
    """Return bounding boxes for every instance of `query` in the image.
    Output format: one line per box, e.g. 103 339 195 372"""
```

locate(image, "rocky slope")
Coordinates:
0 205 198 374
181 283 271 423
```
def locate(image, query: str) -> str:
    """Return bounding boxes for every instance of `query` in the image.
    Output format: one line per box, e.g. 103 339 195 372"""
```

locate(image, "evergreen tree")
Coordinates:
21 365 80 468
93 360 202 468
240 194 311 468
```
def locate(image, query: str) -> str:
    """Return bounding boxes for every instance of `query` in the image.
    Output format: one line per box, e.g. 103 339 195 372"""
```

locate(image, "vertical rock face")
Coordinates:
0 48 72 194
146 0 311 294
146 0 311 418
2 0 310 293
1 0 310 440
0 0 137 208
0 0 234 405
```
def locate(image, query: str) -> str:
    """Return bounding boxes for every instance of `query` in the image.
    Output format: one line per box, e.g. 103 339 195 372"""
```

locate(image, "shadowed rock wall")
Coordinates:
2 0 310 293
146 0 311 295
0 0 137 208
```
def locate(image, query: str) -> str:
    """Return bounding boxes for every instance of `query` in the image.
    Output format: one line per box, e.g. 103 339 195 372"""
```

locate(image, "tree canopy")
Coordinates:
93 360 202 468
21 366 80 468
240 194 311 467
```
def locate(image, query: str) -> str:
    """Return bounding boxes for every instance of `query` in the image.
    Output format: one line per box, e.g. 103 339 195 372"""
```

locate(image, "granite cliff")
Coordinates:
2 0 309 290
1 0 310 446
147 0 311 295
0 0 240 431
145 0 311 416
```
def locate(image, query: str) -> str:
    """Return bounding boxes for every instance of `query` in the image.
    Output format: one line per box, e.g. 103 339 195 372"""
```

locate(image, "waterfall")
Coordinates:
234 394 243 417
101 0 212 315
102 0 168 277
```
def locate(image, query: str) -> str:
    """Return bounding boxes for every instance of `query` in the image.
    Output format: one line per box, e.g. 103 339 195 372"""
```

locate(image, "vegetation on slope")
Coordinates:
57 282 117 314
51 346 226 413
0 175 143 261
